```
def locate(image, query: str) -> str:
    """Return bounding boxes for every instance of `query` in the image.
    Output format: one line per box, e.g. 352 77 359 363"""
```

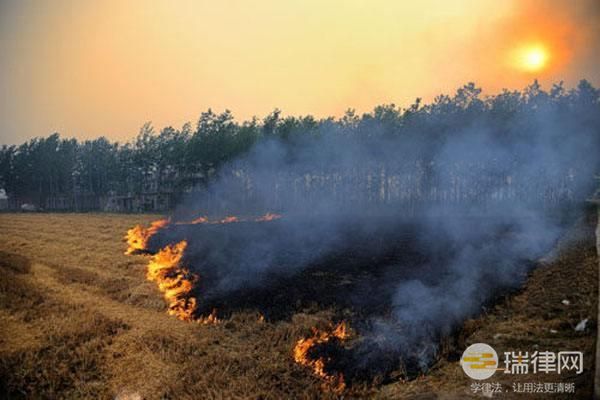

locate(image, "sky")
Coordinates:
0 0 599 144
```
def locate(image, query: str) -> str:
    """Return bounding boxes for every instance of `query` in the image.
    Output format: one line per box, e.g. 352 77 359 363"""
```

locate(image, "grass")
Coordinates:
0 212 597 399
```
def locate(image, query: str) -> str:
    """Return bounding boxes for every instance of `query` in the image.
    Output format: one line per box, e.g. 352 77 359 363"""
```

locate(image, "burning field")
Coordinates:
1 109 600 396
0 211 597 398
2 124 600 397
2 0 600 396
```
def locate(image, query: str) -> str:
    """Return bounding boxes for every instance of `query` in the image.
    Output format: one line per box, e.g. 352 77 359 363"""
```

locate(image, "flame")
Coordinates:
293 322 349 393
124 218 169 254
255 212 282 222
123 212 283 322
146 241 198 321
198 308 219 325
171 212 282 226
190 216 209 224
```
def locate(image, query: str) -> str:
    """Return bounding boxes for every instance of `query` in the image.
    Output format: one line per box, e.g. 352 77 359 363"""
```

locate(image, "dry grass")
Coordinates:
0 212 597 399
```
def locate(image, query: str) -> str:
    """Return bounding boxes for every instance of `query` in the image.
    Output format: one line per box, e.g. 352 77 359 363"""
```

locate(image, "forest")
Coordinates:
1 80 599 212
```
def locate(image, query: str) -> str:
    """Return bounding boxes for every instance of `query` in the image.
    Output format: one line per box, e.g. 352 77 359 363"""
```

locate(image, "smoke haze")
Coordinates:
150 82 600 377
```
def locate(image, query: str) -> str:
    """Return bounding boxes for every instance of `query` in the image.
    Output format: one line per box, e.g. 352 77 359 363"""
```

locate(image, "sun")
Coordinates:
523 47 547 70
512 44 550 73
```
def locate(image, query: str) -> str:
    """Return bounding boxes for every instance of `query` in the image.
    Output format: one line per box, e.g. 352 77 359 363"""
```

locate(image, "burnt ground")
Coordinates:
149 216 533 323
145 213 585 387
189 228 429 321
0 211 597 399
380 209 598 399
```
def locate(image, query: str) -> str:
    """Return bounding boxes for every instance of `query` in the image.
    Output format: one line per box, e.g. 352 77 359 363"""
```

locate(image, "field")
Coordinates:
0 212 597 399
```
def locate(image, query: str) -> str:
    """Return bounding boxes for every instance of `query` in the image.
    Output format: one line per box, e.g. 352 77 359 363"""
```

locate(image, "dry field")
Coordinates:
0 212 597 399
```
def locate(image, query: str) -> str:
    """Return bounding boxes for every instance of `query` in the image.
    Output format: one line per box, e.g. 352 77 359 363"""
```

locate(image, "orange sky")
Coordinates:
0 0 599 144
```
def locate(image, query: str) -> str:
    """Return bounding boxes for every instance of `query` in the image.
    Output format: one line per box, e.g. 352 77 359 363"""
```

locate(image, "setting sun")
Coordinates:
514 44 550 72
523 46 549 71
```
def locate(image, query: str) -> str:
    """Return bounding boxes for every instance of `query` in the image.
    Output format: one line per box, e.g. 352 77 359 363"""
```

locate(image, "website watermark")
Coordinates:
460 343 583 395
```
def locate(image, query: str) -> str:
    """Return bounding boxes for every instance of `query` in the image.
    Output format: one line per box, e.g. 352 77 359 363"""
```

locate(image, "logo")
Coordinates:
461 343 499 380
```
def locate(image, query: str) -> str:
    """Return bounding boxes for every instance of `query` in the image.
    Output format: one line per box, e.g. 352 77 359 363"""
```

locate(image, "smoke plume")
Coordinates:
155 82 599 380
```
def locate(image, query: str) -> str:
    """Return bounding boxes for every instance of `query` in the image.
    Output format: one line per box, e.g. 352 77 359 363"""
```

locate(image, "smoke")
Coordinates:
163 82 599 379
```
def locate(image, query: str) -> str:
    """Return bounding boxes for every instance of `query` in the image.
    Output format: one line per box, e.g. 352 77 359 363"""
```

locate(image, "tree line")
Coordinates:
0 80 599 211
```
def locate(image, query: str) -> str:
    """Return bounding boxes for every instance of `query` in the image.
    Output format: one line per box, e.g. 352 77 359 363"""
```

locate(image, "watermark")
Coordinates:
461 343 499 380
460 343 583 395
503 351 583 375
470 382 576 395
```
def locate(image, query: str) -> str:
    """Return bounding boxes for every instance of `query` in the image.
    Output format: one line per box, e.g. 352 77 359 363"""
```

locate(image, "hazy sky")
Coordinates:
1 0 599 144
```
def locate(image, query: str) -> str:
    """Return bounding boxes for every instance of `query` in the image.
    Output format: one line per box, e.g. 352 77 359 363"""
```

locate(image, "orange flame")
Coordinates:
293 322 349 393
197 308 219 325
146 241 198 321
219 216 239 224
190 216 209 224
255 212 282 222
124 218 170 255
123 212 283 323
172 212 281 226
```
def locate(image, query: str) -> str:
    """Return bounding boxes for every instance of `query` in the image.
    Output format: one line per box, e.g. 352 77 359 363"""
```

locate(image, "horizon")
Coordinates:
0 78 596 146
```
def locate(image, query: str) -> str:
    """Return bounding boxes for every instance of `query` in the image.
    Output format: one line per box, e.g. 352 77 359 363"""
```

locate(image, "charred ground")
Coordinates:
0 211 596 398
146 216 554 384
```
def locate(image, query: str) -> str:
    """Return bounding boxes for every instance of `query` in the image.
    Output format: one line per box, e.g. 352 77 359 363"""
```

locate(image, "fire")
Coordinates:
293 322 349 393
255 212 282 222
146 241 199 321
198 308 219 325
173 212 281 226
123 212 282 322
124 218 169 254
190 216 208 224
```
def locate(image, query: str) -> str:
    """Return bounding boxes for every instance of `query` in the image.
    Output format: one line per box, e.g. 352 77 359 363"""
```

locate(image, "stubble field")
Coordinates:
0 212 597 399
